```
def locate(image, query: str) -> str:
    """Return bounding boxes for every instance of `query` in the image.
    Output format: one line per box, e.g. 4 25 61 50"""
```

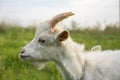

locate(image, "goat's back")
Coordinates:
84 50 120 80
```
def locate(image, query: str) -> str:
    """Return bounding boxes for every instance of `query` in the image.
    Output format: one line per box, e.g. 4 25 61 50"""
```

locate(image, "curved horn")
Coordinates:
50 12 74 28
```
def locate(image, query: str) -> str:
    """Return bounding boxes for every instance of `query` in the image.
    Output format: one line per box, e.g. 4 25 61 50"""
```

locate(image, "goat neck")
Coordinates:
55 38 85 80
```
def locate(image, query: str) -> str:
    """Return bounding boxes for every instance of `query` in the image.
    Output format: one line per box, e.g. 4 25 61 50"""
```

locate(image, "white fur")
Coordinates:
19 18 120 80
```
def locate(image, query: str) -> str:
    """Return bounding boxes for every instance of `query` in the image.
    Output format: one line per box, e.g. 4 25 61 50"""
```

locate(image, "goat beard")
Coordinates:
32 62 48 70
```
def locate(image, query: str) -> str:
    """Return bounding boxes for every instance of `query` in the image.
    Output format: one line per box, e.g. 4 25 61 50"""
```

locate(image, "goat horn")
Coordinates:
50 12 74 28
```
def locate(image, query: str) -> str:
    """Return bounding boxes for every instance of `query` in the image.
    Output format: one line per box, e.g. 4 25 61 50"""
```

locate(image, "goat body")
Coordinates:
84 50 120 80
19 12 120 80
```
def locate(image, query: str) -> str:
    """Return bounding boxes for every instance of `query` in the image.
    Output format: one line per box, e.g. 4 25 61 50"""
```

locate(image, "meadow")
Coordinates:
0 23 120 80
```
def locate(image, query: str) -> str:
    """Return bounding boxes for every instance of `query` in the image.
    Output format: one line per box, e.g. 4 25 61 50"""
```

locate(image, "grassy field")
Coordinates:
0 23 120 80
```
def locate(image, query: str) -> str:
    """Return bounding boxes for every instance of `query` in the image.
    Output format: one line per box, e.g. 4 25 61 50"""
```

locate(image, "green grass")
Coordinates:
0 24 120 80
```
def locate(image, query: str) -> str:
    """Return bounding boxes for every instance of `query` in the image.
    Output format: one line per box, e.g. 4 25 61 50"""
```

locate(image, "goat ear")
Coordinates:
50 12 74 28
57 31 69 41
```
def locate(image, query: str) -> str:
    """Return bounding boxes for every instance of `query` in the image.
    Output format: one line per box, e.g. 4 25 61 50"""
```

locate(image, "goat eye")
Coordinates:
38 39 45 43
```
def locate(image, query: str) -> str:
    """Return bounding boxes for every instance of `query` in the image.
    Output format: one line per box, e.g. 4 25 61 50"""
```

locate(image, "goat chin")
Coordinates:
32 62 48 70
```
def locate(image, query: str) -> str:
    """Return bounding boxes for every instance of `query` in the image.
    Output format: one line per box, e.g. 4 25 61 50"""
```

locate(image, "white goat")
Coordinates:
19 12 120 80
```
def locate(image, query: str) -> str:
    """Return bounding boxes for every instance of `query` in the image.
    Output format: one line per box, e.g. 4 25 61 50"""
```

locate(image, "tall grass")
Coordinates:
70 24 120 50
0 22 120 80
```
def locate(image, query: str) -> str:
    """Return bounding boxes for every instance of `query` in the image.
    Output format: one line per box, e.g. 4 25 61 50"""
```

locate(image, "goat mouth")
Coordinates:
20 55 31 59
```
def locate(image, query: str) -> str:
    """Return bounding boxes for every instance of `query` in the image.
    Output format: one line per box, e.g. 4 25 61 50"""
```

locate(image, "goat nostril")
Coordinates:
21 49 25 54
